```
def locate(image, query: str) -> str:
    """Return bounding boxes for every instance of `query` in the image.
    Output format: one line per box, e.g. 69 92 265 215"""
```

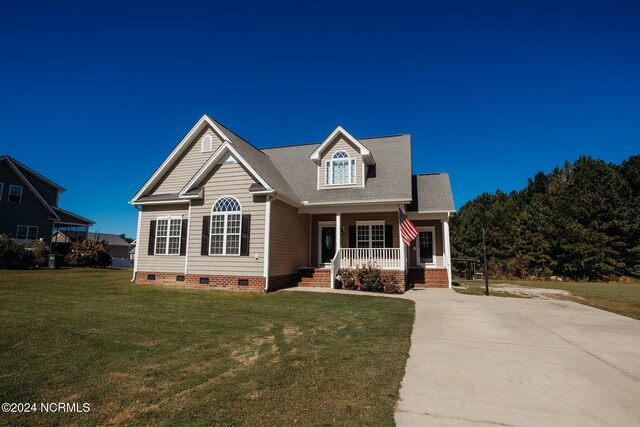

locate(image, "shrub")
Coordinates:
65 239 111 268
26 239 49 266
0 234 49 268
339 262 400 294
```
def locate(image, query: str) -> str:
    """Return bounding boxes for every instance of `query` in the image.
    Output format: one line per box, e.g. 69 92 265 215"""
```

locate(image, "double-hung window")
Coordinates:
356 221 385 248
8 185 22 203
210 196 242 255
17 225 38 240
325 151 356 185
155 216 182 255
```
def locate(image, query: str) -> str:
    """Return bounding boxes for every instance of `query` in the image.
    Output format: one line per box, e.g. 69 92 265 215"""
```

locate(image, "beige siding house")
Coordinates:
130 115 455 291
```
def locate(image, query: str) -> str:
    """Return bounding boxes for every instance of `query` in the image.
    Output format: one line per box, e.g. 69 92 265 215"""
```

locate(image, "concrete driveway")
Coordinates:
395 289 640 427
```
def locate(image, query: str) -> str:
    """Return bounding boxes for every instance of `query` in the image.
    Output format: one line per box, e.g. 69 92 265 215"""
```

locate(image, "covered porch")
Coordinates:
303 209 451 289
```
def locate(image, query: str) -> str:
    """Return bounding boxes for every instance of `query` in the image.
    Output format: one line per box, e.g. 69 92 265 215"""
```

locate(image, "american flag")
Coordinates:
398 208 418 246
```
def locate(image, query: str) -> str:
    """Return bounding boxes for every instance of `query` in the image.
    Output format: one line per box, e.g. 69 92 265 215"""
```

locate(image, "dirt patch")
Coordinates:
491 283 573 299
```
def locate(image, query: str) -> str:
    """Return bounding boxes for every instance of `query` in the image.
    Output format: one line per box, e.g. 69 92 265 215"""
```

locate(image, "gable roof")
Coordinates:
0 155 94 224
52 206 95 225
408 173 455 213
131 116 453 209
88 232 131 247
309 126 375 165
1 156 60 219
132 115 299 205
0 155 65 192
263 135 412 204
130 115 232 203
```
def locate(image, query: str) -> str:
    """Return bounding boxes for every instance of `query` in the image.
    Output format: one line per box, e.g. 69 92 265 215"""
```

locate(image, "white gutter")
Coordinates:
301 198 412 206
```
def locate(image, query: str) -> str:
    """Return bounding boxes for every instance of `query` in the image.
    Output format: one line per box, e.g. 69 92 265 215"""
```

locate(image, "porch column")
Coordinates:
335 212 341 252
399 209 406 271
443 218 452 288
332 212 341 290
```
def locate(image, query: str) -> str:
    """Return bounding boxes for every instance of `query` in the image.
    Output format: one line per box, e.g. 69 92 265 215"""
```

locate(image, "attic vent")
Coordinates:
202 135 213 152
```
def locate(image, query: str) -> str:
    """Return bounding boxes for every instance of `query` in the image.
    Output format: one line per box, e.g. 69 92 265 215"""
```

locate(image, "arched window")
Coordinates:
210 196 242 255
325 151 356 185
202 135 213 152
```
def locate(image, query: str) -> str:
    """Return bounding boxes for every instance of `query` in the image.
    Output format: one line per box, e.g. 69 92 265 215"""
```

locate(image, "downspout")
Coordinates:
444 212 452 288
184 202 191 275
263 194 274 292
131 206 142 282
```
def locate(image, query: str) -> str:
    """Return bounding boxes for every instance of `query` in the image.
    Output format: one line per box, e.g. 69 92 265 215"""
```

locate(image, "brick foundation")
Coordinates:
135 272 265 291
408 268 449 288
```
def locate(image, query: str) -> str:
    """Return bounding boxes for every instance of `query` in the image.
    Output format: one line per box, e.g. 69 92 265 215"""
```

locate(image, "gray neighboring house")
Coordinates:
130 115 455 292
0 155 94 247
88 232 133 267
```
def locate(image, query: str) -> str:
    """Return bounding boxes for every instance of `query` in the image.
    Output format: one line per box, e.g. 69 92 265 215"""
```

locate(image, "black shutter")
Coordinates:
385 224 393 248
349 226 356 248
201 216 210 256
240 214 251 256
148 220 156 255
180 219 188 256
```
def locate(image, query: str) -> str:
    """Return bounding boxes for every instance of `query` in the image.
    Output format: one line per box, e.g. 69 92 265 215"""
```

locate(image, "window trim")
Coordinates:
355 220 385 248
417 226 436 267
8 185 23 204
209 196 242 256
325 151 356 186
154 215 182 255
16 225 38 240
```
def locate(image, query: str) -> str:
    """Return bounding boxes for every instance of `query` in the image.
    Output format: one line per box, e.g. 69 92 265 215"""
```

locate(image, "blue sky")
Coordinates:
1 0 638 238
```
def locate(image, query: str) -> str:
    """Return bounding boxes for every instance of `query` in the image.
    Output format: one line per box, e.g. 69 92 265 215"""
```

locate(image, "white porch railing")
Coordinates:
339 248 402 270
330 250 341 289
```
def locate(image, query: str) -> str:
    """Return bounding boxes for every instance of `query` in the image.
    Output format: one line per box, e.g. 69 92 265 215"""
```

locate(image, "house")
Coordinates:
130 115 455 292
0 155 94 247
88 232 133 267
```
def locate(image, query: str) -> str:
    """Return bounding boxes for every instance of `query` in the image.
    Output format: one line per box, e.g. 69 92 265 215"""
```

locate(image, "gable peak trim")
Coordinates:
180 141 272 196
130 114 232 203
309 126 374 165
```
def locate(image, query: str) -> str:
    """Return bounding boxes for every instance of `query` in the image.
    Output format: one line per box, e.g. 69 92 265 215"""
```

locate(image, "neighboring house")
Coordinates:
129 240 136 261
88 232 133 267
130 115 455 292
0 155 94 247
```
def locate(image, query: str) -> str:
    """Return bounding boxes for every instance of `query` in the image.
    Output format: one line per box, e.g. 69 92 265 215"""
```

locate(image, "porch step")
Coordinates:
291 268 332 288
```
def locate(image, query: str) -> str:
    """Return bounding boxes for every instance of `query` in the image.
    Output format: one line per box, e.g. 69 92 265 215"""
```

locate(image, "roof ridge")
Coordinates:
1 155 65 191
261 134 408 151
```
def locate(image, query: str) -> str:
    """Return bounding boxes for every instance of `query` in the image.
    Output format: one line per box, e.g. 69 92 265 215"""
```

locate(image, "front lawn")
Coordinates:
0 269 414 426
454 278 640 320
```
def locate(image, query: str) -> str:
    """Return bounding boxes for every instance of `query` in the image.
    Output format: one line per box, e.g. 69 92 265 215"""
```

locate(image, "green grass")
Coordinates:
0 268 414 426
454 278 640 320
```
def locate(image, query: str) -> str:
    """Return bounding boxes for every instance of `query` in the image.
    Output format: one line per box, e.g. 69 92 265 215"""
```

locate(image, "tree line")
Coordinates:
450 155 640 281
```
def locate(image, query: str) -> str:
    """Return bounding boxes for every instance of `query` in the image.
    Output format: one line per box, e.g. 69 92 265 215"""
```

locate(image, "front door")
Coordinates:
321 227 336 264
418 229 435 266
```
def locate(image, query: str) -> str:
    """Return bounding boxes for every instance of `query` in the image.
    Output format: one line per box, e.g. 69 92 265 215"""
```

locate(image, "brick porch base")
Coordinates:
408 268 449 288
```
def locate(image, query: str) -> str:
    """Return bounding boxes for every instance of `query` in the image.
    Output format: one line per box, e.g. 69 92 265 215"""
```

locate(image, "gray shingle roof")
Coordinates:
408 173 455 212
262 135 413 203
210 119 300 202
88 232 131 247
51 206 95 225
135 193 183 202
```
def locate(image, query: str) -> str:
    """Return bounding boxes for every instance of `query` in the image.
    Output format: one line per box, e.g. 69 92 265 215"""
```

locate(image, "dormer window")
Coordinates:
326 151 356 185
